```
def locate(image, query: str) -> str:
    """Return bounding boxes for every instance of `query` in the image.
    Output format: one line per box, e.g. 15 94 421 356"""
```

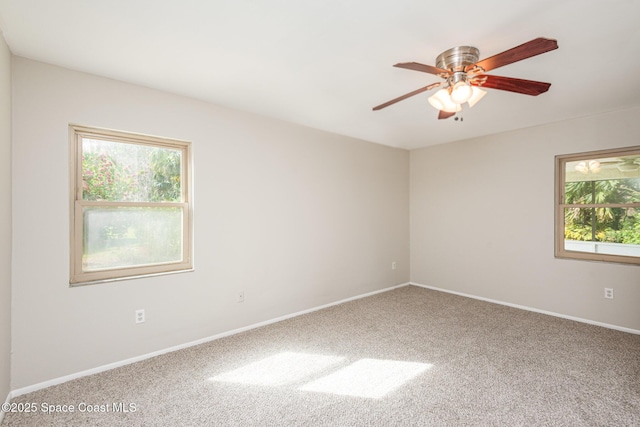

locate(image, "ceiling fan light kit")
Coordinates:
449 81 473 104
428 89 461 113
575 160 601 174
572 157 640 174
373 37 559 120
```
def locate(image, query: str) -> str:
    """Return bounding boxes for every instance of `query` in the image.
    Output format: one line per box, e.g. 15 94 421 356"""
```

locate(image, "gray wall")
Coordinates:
410 108 640 331
10 57 410 389
0 31 12 404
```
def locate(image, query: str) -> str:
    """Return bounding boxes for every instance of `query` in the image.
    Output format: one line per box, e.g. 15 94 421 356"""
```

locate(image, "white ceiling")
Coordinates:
1 0 639 149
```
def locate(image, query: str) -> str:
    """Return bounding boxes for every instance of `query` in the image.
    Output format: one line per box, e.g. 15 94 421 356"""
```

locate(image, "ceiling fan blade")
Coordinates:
438 111 456 120
394 62 450 76
373 82 441 111
472 37 558 72
474 75 551 96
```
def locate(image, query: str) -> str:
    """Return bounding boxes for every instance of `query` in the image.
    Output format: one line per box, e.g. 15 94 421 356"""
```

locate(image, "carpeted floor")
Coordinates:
3 285 640 426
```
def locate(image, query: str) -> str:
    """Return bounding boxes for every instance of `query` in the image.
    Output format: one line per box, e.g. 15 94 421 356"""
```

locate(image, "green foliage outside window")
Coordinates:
82 152 139 201
564 178 640 244
149 148 182 202
82 142 181 202
80 141 183 266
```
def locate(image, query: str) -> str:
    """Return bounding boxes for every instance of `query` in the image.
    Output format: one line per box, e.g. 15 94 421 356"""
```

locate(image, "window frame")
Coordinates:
555 145 640 265
69 124 193 285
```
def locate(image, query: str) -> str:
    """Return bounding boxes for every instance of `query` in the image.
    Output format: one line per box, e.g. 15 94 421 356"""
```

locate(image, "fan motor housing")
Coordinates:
436 46 480 71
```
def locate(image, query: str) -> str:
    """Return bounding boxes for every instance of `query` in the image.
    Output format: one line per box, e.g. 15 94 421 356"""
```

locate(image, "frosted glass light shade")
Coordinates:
450 82 473 104
427 89 449 110
428 89 461 113
574 161 588 173
575 160 602 174
467 87 487 108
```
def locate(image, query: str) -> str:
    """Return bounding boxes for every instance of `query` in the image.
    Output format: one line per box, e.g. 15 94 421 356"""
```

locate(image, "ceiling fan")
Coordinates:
592 157 640 173
373 37 558 119
613 158 640 172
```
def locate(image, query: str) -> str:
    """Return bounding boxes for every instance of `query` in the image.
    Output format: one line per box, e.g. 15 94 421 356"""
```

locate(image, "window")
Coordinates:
70 125 192 285
555 146 640 265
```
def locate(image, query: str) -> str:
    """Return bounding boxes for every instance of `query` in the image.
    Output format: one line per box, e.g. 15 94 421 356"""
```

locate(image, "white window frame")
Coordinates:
69 124 193 285
555 145 640 265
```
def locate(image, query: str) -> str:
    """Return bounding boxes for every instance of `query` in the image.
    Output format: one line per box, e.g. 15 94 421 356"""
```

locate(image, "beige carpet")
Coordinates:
3 285 640 426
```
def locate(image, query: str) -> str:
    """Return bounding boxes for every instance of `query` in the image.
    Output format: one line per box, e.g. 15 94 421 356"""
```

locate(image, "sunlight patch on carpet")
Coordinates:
209 352 344 386
299 359 432 399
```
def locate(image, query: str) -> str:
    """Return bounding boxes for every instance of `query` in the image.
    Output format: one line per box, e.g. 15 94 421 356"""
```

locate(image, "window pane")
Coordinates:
565 154 640 204
564 178 640 205
83 206 183 271
564 207 640 256
82 138 182 202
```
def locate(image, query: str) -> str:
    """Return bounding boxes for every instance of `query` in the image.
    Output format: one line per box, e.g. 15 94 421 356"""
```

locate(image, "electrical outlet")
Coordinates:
391 261 397 270
135 309 145 323
237 291 245 303
604 288 614 299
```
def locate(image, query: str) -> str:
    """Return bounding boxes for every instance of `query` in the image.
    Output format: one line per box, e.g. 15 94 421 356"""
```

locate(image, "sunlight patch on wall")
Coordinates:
209 352 344 386
299 359 432 399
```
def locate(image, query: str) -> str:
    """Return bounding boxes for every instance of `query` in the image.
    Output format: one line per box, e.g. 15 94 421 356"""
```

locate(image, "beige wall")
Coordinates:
410 107 640 331
9 52 639 393
10 57 410 389
0 32 12 404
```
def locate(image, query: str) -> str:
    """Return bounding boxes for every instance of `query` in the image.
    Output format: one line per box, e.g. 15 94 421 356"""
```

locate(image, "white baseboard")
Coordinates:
411 282 640 335
11 282 411 398
1 390 10 424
